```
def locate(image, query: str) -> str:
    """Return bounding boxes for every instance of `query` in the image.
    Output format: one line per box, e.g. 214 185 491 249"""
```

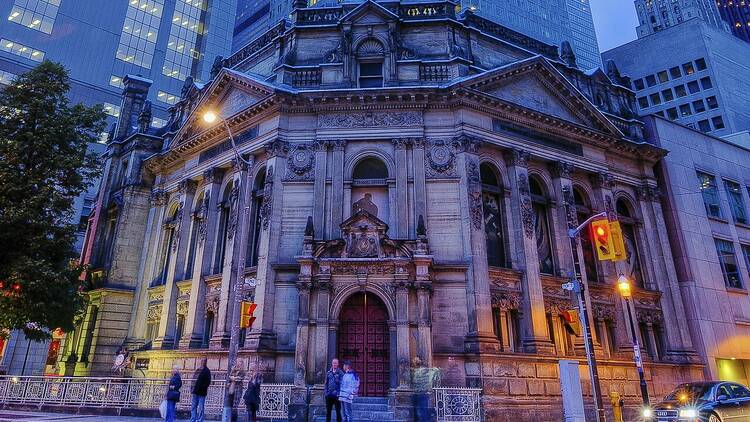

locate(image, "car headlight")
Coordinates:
642 408 653 418
679 408 698 418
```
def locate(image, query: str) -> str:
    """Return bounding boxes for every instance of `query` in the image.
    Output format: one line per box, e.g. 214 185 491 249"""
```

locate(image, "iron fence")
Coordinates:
434 387 483 422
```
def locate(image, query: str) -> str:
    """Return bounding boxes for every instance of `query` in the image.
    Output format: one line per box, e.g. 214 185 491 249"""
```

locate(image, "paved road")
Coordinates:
0 411 171 421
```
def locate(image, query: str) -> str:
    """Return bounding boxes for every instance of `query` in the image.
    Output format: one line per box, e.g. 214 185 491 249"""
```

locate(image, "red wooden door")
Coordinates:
338 292 390 396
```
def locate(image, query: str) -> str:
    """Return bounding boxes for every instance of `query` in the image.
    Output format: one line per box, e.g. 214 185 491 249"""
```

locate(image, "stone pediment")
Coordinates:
340 0 398 26
215 87 262 118
312 210 412 259
460 57 623 137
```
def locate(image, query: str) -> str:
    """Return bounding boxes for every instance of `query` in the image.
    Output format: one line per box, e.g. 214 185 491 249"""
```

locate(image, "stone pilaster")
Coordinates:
330 140 346 239
394 279 410 388
393 138 410 238
412 138 427 238
505 149 553 354
312 141 329 240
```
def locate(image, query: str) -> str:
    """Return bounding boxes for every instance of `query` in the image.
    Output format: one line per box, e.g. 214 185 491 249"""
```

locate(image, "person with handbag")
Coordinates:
190 358 212 422
338 361 360 422
165 368 182 422
243 371 263 422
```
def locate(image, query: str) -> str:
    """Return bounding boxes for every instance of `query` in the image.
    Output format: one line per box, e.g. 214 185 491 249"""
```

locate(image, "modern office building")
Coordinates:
602 18 750 137
232 0 602 68
716 0 750 42
647 115 750 386
634 0 728 38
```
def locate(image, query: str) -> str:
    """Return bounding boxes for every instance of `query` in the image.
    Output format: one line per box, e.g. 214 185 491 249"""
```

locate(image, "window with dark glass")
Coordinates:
638 96 649 108
645 74 657 87
530 177 554 275
675 84 687 97
698 119 711 132
649 93 661 105
700 76 712 90
682 62 695 75
155 207 179 286
742 245 750 285
712 115 725 130
359 62 383 88
248 170 267 267
617 199 644 287
687 80 700 94
574 187 598 283
657 70 669 83
215 183 233 271
633 78 645 90
654 110 664 118
698 172 722 218
661 88 674 102
724 180 747 224
481 164 507 268
693 99 705 113
669 66 682 79
695 57 707 71
679 103 692 116
80 306 99 362
202 311 215 348
706 96 719 109
666 107 678 120
715 238 743 289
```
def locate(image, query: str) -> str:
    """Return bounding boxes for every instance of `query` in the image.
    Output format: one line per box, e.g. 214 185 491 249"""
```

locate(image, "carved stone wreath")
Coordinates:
285 144 315 180
425 139 458 178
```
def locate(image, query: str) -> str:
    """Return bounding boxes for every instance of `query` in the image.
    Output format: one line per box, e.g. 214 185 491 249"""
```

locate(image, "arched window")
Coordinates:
184 192 204 277
351 157 389 222
154 205 179 287
215 181 234 271
201 311 215 349
530 176 554 274
248 169 266 267
616 199 644 287
481 163 508 268
574 187 599 283
357 39 384 88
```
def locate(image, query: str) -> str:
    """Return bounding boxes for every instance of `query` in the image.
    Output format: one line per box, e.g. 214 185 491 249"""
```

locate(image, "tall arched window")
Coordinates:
154 206 179 287
351 157 389 223
357 39 385 88
248 169 266 267
616 199 644 287
574 187 599 283
215 181 234 271
530 176 554 274
184 192 204 277
481 163 507 268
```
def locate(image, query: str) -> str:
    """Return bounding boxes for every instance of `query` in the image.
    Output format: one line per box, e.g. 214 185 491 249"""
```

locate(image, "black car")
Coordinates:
644 381 750 421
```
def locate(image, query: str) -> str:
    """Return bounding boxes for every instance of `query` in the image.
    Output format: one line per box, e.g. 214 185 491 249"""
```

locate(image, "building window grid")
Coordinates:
725 180 747 224
0 70 18 86
698 171 722 218
7 0 60 34
157 90 180 105
109 75 124 89
163 0 207 81
103 102 121 118
715 238 744 289
115 0 164 69
0 38 44 62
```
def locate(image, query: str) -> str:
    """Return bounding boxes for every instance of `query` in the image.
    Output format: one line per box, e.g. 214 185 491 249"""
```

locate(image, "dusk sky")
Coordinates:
589 0 640 52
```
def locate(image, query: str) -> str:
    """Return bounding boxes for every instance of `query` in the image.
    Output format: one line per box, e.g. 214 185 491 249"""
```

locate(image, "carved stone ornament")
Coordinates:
266 139 289 158
203 168 222 185
392 138 413 150
146 305 162 322
593 172 615 190
196 193 210 245
205 297 219 314
226 183 240 240
317 112 423 128
562 185 579 229
171 203 184 252
456 135 481 154
517 173 535 238
637 185 661 202
260 166 274 230
466 158 483 230
425 139 459 178
507 149 530 168
636 309 664 324
592 304 616 321
151 190 167 207
176 300 189 316
285 144 315 181
326 29 351 63
550 162 574 179
491 291 521 311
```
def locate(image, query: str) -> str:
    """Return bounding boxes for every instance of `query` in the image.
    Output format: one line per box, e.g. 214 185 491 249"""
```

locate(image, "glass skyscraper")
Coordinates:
716 0 750 42
634 0 729 38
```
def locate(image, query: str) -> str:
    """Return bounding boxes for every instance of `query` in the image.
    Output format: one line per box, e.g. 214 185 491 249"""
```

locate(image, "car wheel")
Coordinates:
707 413 721 422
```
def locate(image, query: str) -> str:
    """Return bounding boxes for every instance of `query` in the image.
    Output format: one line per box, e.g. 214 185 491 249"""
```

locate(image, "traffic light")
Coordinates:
591 219 615 261
240 301 257 329
608 220 628 262
560 310 581 336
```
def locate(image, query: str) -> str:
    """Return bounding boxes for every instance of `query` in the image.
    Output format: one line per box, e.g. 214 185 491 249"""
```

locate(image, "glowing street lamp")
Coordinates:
202 110 217 124
618 274 650 408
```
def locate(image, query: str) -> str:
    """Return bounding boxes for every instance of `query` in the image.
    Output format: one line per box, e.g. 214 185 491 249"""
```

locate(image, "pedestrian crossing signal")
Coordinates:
591 219 615 261
560 310 581 337
240 301 257 329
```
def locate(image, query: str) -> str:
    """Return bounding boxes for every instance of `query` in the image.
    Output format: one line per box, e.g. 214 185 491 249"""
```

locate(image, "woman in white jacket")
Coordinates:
338 361 360 422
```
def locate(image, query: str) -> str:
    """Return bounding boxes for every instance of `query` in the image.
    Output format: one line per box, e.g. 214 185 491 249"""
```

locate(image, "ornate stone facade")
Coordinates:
68 2 703 421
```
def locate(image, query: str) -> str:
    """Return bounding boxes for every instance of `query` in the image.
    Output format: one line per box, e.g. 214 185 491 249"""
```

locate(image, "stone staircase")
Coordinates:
313 396 408 422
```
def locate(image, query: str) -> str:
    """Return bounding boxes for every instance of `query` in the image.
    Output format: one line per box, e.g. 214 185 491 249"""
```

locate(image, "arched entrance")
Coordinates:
338 292 390 397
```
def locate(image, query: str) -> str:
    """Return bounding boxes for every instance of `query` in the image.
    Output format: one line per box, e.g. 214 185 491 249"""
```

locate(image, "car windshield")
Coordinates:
664 384 713 402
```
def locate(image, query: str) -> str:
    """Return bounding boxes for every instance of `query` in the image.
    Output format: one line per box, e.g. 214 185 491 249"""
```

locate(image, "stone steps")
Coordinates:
313 397 407 422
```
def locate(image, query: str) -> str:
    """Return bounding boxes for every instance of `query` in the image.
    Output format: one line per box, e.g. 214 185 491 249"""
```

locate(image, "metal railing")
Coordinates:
434 387 483 422
0 376 291 419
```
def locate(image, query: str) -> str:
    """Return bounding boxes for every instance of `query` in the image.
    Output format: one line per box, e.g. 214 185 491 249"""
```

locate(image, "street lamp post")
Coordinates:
617 275 650 407
565 211 608 422
203 110 257 422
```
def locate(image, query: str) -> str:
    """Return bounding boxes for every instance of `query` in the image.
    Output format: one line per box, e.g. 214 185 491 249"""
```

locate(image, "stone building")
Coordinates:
68 1 703 420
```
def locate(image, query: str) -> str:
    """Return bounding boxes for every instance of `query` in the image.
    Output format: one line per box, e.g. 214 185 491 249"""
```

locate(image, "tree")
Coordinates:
0 61 105 341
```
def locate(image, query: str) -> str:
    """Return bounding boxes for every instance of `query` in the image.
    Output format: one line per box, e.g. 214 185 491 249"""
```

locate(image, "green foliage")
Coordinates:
0 61 106 341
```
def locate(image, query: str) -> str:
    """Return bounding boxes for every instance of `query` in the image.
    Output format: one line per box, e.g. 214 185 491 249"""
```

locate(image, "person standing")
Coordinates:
324 358 344 422
227 365 245 422
190 358 212 422
165 368 182 422
243 371 263 422
338 361 360 422
411 356 440 422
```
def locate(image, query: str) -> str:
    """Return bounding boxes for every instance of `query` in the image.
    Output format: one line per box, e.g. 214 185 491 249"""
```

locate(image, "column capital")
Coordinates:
265 139 289 158
313 140 331 152
150 189 167 207
550 161 575 179
202 167 223 185
391 137 413 150
331 139 347 151
455 134 482 153
505 148 530 167
591 171 615 190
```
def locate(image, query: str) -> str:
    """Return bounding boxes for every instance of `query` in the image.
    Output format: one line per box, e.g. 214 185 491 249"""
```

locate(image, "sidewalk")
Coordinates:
0 410 170 421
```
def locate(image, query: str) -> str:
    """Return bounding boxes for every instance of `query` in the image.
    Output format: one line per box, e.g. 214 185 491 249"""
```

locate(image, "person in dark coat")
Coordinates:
324 358 344 422
190 358 211 422
243 371 263 422
165 368 182 422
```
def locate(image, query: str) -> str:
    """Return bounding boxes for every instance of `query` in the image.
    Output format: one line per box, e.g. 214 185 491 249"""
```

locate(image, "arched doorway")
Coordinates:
338 292 390 396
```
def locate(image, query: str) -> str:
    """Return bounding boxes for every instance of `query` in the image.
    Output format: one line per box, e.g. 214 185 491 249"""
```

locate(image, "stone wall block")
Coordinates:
527 379 545 396
544 380 561 396
508 379 527 395
484 378 510 395
612 366 627 380
518 362 535 377
535 363 558 379
493 361 517 377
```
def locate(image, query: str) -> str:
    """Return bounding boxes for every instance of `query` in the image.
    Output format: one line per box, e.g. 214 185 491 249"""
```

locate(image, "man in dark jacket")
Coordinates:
324 358 344 422
190 358 211 422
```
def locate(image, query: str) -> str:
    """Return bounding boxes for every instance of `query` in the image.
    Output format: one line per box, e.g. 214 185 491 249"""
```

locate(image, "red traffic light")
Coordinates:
591 219 615 261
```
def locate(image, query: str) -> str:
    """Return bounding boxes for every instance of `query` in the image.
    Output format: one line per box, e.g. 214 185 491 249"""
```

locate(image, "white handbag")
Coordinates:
159 400 168 419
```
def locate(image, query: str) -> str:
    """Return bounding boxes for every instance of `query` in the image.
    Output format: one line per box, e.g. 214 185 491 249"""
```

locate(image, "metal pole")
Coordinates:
567 210 609 422
624 297 650 406
221 118 254 422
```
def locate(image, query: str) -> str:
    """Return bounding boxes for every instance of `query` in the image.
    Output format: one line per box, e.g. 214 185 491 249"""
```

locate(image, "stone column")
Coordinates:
181 168 223 349
313 284 332 385
394 279 410 388
549 162 576 275
505 149 553 354
293 280 311 385
330 140 346 239
455 137 501 354
247 141 288 351
312 141 329 240
393 138 410 238
412 138 427 236
154 181 195 349
210 162 248 348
